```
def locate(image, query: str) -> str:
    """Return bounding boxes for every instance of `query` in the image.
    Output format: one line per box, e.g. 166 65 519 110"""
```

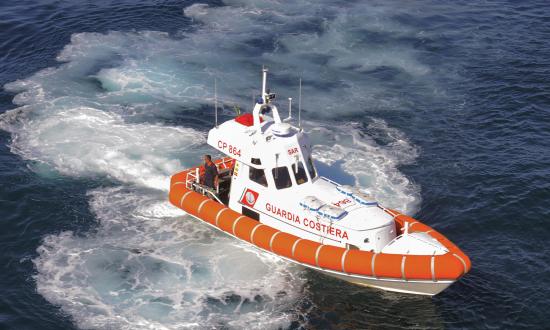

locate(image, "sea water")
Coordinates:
0 1 549 329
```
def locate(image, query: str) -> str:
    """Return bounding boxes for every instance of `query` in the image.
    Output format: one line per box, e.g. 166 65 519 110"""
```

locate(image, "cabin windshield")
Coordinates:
249 158 268 187
292 161 308 185
306 156 317 179
250 167 268 187
272 166 292 189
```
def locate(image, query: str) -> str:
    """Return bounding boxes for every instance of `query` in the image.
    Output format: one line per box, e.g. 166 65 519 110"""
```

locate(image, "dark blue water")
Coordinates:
1 1 549 329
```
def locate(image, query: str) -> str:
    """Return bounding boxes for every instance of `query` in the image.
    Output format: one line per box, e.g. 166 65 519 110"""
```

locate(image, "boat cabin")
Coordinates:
201 69 399 252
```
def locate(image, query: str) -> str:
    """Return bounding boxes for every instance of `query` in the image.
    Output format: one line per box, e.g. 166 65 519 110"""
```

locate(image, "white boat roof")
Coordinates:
207 114 311 169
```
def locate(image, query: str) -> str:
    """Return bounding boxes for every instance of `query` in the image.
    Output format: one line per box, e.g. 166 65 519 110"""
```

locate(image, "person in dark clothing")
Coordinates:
202 154 218 190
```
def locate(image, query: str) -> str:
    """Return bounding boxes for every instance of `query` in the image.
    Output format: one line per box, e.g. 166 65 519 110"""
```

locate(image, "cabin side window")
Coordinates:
249 159 268 187
306 156 317 179
272 166 292 189
291 161 309 185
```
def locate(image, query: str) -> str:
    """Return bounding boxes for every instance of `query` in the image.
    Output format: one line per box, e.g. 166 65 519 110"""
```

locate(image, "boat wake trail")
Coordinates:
34 187 303 329
0 1 426 328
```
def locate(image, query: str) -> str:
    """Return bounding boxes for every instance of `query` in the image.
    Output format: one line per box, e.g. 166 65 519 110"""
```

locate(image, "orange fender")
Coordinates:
343 250 373 276
233 217 260 243
317 245 345 270
293 239 321 265
271 232 299 259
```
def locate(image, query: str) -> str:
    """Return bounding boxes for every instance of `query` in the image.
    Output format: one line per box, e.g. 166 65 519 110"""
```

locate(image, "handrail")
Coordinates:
185 171 198 189
190 182 223 204
320 176 340 187
181 156 234 203
215 157 234 169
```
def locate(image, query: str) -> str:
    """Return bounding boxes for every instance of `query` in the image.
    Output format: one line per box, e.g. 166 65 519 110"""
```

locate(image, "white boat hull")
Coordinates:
187 211 453 296
317 269 454 296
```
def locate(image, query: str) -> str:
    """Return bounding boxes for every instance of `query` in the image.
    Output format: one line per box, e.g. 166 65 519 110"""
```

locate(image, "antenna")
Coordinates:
261 66 268 103
287 97 292 120
274 153 279 178
214 78 218 128
298 77 302 129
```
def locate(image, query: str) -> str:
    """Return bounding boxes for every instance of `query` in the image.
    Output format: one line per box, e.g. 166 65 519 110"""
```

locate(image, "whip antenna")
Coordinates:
262 66 268 103
214 78 218 128
287 97 292 120
298 77 302 129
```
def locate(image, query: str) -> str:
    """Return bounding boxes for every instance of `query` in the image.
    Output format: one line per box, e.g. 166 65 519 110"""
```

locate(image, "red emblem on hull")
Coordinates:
240 188 259 208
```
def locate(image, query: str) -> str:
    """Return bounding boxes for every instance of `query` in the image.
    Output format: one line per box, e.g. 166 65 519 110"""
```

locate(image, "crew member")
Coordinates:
202 154 218 190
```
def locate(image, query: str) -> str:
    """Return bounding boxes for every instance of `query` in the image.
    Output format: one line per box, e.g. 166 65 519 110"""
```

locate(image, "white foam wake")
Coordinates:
34 187 305 329
1 105 203 190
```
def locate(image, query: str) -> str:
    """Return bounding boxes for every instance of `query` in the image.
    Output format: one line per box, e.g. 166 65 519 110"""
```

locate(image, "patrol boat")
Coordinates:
169 68 471 295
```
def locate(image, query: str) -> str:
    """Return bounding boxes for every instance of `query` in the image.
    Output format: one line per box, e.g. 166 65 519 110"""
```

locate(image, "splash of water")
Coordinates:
34 187 305 329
